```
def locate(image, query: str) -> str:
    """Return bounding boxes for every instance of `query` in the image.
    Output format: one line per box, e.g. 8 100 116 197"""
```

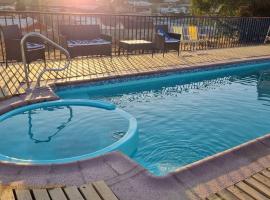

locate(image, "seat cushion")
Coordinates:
67 39 111 47
157 28 166 36
26 42 45 50
157 28 171 39
165 38 180 43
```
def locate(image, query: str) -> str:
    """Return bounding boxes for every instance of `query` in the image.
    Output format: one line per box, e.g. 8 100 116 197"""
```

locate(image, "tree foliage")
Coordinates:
15 0 41 11
191 0 270 17
15 0 26 11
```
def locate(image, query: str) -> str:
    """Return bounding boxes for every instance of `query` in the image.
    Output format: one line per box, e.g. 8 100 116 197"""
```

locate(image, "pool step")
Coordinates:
205 168 270 200
0 180 119 200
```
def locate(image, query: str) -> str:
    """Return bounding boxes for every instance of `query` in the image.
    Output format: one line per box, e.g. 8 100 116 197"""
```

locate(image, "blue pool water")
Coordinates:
57 62 270 175
0 100 138 164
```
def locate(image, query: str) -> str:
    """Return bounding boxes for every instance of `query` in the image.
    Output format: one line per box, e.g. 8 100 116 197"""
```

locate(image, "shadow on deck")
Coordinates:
1 45 270 99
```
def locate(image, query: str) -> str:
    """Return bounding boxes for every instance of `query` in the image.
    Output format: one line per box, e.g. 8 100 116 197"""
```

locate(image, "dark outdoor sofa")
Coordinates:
155 25 181 56
59 25 112 58
1 25 46 66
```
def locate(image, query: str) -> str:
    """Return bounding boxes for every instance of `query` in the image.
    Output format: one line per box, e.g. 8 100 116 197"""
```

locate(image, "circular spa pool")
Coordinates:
0 100 138 164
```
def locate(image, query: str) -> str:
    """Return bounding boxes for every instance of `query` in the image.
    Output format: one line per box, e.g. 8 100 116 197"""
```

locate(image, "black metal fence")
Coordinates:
0 10 270 62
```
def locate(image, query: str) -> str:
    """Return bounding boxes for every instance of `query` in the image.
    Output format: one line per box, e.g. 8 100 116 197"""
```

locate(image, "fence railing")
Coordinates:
0 11 270 62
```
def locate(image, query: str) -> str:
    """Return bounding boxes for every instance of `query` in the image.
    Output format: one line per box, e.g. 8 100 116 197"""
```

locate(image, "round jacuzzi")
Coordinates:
0 99 138 164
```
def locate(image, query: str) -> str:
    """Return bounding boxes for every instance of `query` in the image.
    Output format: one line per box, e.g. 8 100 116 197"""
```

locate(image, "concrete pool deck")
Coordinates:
1 46 270 199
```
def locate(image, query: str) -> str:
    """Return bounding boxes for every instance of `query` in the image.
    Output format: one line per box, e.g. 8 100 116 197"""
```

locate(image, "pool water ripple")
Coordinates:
58 62 270 175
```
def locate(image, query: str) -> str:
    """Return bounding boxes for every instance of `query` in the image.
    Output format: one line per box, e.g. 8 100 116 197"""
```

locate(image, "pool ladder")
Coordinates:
20 32 71 89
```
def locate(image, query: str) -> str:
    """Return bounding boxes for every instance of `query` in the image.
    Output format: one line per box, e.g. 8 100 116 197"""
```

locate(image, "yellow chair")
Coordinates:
172 25 208 51
172 26 195 50
188 26 199 41
172 26 188 41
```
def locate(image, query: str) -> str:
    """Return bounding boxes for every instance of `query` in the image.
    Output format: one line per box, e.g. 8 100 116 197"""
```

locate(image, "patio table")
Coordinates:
118 40 155 58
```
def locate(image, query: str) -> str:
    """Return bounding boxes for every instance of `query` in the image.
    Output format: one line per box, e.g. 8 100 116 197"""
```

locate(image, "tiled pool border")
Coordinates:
1 56 270 199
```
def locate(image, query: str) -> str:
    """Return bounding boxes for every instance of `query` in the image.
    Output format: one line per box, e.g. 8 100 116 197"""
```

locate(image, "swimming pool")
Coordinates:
57 61 270 175
0 100 138 164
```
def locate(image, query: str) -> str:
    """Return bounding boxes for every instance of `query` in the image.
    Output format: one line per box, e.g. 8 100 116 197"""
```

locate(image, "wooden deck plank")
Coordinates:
236 181 268 200
206 194 223 200
93 181 118 200
64 186 84 200
79 184 102 200
32 189 50 200
48 188 67 200
253 173 270 188
0 189 15 200
15 189 33 200
226 185 254 200
217 189 239 200
244 178 270 198
261 170 270 179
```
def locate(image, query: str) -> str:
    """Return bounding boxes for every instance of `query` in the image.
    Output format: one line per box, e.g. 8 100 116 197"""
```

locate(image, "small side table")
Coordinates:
118 40 155 58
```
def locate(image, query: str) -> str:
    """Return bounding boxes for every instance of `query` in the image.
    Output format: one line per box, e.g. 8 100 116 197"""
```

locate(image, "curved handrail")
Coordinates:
20 32 71 88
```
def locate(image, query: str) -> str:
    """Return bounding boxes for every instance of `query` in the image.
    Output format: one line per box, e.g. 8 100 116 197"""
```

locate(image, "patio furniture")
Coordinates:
155 25 181 57
1 25 46 67
172 25 208 51
118 40 155 58
59 25 112 58
188 26 208 50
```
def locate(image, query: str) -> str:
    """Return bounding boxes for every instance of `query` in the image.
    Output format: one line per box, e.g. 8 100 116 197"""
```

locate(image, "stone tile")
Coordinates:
50 162 80 174
0 164 23 175
9 99 27 109
47 171 84 186
12 174 49 187
79 155 118 182
106 166 146 185
232 140 270 161
104 152 142 175
0 175 18 185
226 169 248 183
172 167 198 189
204 149 251 175
257 134 270 148
256 154 270 168
0 96 21 106
184 161 221 185
19 165 52 176
111 172 189 200
0 105 11 115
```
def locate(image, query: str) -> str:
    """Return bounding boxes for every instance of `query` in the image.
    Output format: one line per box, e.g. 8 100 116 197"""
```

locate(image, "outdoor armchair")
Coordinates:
1 25 46 67
155 25 181 57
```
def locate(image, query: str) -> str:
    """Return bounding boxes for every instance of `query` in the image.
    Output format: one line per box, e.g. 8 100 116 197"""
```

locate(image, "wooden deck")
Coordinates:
0 181 118 200
206 168 270 200
1 45 270 99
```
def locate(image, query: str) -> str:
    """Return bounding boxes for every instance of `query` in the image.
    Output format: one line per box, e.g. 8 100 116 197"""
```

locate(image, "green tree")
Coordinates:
30 0 40 10
191 0 270 17
111 0 129 12
15 0 26 11
149 0 163 14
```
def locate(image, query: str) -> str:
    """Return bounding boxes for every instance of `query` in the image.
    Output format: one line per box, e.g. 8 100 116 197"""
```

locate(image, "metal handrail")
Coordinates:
20 32 71 89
